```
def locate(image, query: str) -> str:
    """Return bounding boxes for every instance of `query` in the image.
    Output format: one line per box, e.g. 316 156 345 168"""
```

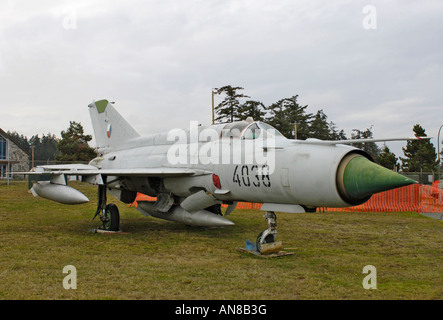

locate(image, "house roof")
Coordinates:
0 128 31 157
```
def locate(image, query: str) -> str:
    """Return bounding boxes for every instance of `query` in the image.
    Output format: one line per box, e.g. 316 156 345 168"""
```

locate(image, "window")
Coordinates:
0 136 7 160
220 121 250 139
243 123 261 139
257 122 283 137
220 121 285 140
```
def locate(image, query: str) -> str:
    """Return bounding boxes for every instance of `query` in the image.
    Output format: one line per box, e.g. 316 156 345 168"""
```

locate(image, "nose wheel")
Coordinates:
256 211 279 253
239 211 293 257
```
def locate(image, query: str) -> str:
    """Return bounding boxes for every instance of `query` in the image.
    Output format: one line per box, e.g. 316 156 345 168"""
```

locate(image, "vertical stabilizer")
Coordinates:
88 100 140 151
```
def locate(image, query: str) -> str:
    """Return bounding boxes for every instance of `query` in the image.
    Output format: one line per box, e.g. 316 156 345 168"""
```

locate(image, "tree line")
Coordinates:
214 85 440 173
7 121 96 165
5 88 440 174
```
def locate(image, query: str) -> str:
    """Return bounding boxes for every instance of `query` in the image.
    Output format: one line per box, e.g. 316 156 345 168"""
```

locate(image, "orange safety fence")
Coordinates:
130 194 263 210
131 182 443 213
319 182 443 213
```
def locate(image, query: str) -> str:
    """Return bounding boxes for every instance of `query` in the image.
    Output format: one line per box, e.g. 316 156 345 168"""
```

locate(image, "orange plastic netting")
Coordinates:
319 182 443 213
132 182 443 213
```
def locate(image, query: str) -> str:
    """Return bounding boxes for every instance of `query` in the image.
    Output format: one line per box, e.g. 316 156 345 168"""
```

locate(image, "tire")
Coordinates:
256 231 275 253
103 204 120 231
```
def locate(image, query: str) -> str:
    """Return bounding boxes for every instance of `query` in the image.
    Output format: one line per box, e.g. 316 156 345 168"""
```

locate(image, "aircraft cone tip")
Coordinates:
341 155 417 202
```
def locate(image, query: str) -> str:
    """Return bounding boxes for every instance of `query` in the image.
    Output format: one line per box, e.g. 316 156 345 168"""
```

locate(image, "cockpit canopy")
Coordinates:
220 121 283 139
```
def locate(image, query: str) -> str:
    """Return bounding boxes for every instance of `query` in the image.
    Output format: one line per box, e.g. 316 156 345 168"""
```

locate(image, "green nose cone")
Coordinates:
342 155 416 202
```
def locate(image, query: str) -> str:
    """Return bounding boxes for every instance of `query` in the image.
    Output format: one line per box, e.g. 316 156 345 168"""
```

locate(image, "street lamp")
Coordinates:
211 89 220 125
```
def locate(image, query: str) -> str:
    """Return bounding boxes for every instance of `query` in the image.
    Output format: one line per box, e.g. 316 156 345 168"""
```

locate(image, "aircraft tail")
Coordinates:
88 100 140 151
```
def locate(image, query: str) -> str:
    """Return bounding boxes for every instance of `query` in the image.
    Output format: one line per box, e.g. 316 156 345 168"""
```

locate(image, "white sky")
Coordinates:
1 0 442 157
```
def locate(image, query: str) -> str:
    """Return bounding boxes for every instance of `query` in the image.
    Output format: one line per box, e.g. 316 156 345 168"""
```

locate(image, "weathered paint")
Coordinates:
343 155 416 201
95 99 109 113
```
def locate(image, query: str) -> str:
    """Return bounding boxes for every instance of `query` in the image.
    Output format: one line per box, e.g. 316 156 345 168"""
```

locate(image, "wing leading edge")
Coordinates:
292 136 431 146
19 165 201 178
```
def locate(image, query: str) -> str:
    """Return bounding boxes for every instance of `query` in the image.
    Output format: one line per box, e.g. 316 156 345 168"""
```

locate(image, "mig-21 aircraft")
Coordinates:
20 99 422 251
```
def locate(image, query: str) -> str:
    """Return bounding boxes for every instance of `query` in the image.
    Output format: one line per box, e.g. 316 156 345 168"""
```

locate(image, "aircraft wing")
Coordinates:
292 136 431 146
19 165 202 178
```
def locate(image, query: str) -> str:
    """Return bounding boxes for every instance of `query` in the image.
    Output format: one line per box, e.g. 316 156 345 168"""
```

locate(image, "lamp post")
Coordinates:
211 89 220 125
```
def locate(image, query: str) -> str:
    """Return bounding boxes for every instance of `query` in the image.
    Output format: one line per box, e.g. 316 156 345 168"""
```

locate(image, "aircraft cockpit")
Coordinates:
220 121 283 140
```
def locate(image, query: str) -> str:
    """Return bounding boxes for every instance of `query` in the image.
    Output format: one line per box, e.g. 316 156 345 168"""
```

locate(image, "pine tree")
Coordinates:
376 145 398 170
40 134 59 164
7 131 31 154
237 100 266 121
329 121 347 140
214 86 250 123
266 95 313 139
309 109 333 140
55 121 96 163
351 127 381 159
400 124 438 172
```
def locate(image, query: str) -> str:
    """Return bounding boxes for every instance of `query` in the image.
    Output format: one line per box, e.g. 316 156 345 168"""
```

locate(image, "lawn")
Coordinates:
0 181 442 299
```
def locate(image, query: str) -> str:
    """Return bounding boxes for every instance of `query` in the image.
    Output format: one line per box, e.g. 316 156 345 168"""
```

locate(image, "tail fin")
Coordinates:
88 100 140 151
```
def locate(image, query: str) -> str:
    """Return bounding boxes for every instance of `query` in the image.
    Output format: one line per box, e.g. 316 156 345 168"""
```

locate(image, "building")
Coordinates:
0 128 30 180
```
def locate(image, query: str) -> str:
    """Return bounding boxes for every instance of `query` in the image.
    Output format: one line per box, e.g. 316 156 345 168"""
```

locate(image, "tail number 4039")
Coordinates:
232 165 271 188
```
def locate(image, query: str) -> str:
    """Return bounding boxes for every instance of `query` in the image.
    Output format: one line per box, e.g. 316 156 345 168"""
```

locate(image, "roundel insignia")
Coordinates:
106 124 112 138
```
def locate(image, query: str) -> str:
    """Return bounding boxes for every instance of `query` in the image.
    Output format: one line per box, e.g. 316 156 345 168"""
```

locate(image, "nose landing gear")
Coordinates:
237 211 294 257
256 211 282 254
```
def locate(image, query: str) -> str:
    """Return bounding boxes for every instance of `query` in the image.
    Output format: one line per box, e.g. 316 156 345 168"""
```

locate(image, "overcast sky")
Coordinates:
1 0 442 157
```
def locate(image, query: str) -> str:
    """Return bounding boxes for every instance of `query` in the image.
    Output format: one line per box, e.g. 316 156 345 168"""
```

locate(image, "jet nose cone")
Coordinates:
337 154 416 205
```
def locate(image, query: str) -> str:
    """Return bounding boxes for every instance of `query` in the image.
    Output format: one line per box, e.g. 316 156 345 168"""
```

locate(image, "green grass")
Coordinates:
0 181 442 299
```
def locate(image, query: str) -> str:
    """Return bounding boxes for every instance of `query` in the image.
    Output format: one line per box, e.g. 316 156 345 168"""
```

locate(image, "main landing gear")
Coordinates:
93 184 120 231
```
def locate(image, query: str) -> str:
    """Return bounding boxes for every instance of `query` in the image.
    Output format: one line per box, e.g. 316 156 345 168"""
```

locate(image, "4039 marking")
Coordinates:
232 165 271 188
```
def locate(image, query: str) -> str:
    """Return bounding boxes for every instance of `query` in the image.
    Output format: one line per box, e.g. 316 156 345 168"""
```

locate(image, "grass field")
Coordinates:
0 181 442 300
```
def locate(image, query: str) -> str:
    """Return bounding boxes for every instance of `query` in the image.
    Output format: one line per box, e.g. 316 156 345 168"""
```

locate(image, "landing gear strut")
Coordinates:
256 211 278 253
238 211 292 257
93 183 120 231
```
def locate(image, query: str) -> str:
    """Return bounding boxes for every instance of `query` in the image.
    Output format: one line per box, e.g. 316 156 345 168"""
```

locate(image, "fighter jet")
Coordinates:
22 99 421 248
